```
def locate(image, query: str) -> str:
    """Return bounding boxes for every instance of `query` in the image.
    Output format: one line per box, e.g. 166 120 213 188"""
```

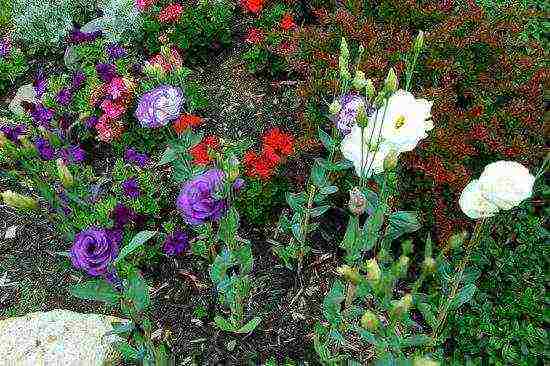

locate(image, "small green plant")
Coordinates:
0 47 28 97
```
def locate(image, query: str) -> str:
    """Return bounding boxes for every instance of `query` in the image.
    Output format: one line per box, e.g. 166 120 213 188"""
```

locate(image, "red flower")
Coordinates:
173 114 202 134
245 28 265 44
281 13 296 31
241 0 263 14
244 149 278 180
158 3 184 23
263 128 294 157
190 136 219 166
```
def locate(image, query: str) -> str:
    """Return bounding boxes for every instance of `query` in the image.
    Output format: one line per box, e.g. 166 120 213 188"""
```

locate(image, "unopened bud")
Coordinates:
339 38 351 82
360 310 380 331
352 70 367 91
366 258 381 282
1 190 38 210
228 156 240 182
413 31 425 53
20 137 33 149
392 294 413 318
383 150 400 171
384 68 398 93
337 265 361 285
56 158 74 188
348 187 367 216
397 255 410 275
143 63 166 79
365 79 375 99
356 105 369 128
329 99 342 115
423 257 436 273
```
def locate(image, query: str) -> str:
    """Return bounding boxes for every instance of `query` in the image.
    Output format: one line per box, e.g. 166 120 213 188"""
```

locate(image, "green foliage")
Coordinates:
235 176 288 226
0 48 28 97
0 0 12 30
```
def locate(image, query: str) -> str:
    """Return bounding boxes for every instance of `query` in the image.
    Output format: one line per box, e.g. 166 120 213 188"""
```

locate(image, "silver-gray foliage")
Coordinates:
98 0 144 43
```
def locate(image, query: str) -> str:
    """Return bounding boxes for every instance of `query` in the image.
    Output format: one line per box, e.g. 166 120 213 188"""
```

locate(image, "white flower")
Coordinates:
478 161 535 210
341 124 394 177
366 90 433 152
459 180 500 219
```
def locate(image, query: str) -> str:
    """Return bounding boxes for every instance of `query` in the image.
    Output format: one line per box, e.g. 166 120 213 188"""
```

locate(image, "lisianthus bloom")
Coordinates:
173 114 202 134
34 137 56 161
70 227 120 276
365 90 433 153
96 63 117 83
459 179 499 219
190 136 219 166
241 0 263 14
0 125 26 144
263 128 294 157
106 43 127 60
158 3 184 22
340 124 394 177
331 93 370 135
56 88 73 106
122 178 141 198
245 28 265 44
281 13 296 31
111 203 136 228
163 231 189 256
176 169 228 226
124 148 150 167
477 161 535 210
135 85 184 128
136 0 159 11
101 99 126 119
95 116 124 142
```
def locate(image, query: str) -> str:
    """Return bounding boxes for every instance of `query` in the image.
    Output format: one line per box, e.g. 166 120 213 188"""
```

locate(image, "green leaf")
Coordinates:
286 192 306 212
116 231 157 265
361 207 384 252
319 185 338 195
386 211 421 241
451 284 476 309
214 315 236 332
116 342 140 361
340 215 360 261
157 147 177 166
323 280 345 326
318 128 335 152
234 244 254 273
236 316 261 333
309 205 330 218
401 334 432 347
125 268 150 313
108 321 135 336
311 161 328 187
210 248 230 284
70 279 120 305
218 207 239 246
291 222 305 243
154 344 174 366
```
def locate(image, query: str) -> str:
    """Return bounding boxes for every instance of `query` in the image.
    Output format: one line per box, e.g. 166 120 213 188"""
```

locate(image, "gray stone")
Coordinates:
8 84 37 115
0 309 126 365
4 225 17 239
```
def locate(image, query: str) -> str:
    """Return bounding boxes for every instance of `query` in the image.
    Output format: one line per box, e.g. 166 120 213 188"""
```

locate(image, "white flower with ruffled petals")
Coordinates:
459 180 500 219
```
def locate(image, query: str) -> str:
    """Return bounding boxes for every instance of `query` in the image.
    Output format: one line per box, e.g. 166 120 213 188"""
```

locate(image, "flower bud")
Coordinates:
143 63 166 79
56 158 74 188
366 258 381 282
227 155 240 182
329 99 342 115
339 38 351 82
356 105 369 128
365 79 375 99
423 257 437 273
413 31 425 53
384 68 398 93
360 310 380 331
1 191 38 210
383 150 400 171
348 187 367 216
352 70 367 91
397 255 410 275
391 294 413 318
337 265 361 285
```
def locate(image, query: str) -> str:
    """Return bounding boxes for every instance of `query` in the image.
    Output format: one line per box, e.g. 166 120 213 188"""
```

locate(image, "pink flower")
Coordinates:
148 47 182 72
136 0 158 11
107 77 133 100
245 28 265 44
100 100 126 119
158 3 184 23
96 116 124 143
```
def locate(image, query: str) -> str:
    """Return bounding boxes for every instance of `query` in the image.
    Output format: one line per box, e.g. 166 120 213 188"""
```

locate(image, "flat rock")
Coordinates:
8 84 37 115
5 225 17 239
0 309 125 365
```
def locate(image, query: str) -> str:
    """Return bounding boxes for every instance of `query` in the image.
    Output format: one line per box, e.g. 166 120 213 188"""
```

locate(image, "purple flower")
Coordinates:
111 203 135 228
68 26 102 44
106 43 127 60
163 231 189 256
134 85 184 128
33 69 47 99
61 145 86 164
96 63 117 83
122 178 141 198
85 116 99 129
233 178 246 191
71 70 87 91
176 169 228 226
70 227 119 276
34 138 56 160
332 93 371 135
124 148 150 167
0 37 11 59
0 125 27 143
56 88 73 106
30 103 54 127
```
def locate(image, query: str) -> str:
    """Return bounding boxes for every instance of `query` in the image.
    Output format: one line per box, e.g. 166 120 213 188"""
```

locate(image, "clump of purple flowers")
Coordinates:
0 37 11 59
29 103 54 127
176 169 228 226
163 231 189 256
106 43 127 60
56 88 73 106
124 148 150 167
122 178 141 198
68 26 102 44
70 227 120 276
0 125 26 144
34 137 55 160
61 145 86 164
96 63 117 83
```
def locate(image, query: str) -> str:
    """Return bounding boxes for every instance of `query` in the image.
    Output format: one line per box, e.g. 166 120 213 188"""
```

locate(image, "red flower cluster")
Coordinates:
190 136 219 166
158 3 184 23
244 128 294 180
241 0 263 14
281 13 296 31
173 114 202 134
245 28 265 44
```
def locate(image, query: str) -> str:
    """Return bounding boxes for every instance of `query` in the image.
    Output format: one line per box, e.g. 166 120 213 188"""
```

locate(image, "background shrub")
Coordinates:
98 0 145 44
